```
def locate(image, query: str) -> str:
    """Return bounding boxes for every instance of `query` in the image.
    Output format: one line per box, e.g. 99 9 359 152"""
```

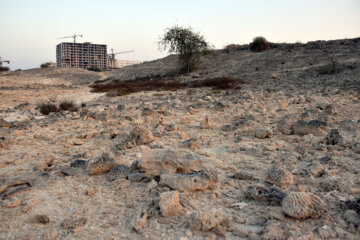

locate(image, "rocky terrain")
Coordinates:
0 38 360 239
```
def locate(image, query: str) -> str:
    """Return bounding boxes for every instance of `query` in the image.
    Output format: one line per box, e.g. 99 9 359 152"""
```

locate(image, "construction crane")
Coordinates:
0 57 10 67
58 34 83 43
108 49 134 60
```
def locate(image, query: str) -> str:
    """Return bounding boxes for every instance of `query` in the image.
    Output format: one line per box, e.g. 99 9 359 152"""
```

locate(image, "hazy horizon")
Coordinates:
1 0 359 70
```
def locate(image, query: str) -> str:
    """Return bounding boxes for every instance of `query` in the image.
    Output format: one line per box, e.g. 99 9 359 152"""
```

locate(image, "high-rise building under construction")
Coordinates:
56 42 107 70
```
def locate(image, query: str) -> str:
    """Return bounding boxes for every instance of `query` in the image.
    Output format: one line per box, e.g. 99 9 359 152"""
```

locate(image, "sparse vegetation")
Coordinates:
317 58 344 75
39 102 59 115
91 76 245 96
40 63 50 68
250 36 271 52
59 99 78 112
0 66 10 72
159 25 210 73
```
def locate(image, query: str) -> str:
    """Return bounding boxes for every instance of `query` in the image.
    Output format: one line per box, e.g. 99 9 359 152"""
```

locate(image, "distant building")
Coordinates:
56 42 107 70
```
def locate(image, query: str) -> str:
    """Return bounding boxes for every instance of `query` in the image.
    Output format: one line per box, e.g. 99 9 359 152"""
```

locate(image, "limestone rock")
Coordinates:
70 159 87 169
130 126 155 145
190 209 231 232
165 123 178 132
262 220 288 240
3 198 21 208
231 170 254 180
282 192 327 219
324 129 342 145
183 138 201 150
246 185 285 203
254 128 273 139
159 191 182 217
266 165 293 186
277 114 298 135
106 164 130 181
293 120 327 136
87 151 116 175
159 170 218 192
139 149 203 178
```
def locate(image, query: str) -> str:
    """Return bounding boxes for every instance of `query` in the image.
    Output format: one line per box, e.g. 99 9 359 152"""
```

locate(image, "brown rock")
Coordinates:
130 126 155 145
159 191 182 217
139 149 204 178
87 150 116 175
3 198 21 208
266 165 293 186
200 116 211 129
35 215 50 224
277 114 298 135
254 128 273 139
160 170 218 192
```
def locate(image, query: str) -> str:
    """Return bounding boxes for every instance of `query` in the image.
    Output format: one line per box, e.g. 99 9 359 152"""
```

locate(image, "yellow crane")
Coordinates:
58 34 83 43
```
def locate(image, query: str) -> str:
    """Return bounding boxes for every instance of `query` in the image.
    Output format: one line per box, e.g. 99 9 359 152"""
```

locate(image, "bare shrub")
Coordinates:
250 36 271 52
39 102 59 115
59 99 78 112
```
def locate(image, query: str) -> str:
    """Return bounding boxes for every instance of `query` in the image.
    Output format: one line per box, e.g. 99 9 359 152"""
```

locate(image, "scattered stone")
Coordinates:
160 170 218 192
106 164 130 182
139 149 203 178
0 119 11 128
87 150 116 175
183 138 201 150
277 114 298 135
3 198 21 208
282 192 327 219
310 163 325 178
190 209 231 233
324 129 342 145
85 188 95 196
293 120 327 136
147 179 158 191
231 170 254 180
130 126 155 145
254 128 273 139
246 185 285 203
200 116 211 129
262 220 288 240
159 191 182 217
70 159 87 169
35 215 50 224
61 217 87 230
116 104 125 111
221 124 236 131
58 166 79 176
344 210 360 225
165 123 178 132
0 175 35 199
214 102 225 111
142 107 158 117
231 202 248 210
127 173 151 182
319 156 331 163
116 138 136 150
266 165 293 186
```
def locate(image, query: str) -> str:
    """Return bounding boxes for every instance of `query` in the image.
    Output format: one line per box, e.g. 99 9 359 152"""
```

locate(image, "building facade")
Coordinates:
56 42 107 70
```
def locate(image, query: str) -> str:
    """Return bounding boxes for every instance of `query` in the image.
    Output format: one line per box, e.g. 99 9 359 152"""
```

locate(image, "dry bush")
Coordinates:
250 36 271 52
39 102 59 115
59 99 78 112
91 76 245 96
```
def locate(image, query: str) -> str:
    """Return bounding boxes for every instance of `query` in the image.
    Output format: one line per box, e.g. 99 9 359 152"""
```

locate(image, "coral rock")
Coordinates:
266 165 294 186
282 192 326 219
139 149 203 178
159 191 182 217
87 151 116 175
160 170 218 192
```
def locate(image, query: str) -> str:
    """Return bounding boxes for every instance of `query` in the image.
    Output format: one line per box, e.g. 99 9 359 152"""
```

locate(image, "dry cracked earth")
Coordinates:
0 38 360 240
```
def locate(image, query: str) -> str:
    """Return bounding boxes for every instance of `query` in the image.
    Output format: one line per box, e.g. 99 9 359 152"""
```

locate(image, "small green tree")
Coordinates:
159 25 210 73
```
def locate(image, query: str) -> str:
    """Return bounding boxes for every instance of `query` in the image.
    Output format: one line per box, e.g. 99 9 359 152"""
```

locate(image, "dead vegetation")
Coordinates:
39 102 59 115
90 77 245 96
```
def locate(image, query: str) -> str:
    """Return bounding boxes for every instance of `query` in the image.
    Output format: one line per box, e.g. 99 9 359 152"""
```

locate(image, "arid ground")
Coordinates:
0 38 360 240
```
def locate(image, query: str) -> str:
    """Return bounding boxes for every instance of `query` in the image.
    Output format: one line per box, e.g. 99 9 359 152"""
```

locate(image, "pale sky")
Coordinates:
0 0 359 70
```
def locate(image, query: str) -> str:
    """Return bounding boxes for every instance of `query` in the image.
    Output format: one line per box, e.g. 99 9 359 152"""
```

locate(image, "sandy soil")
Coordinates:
0 38 360 240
